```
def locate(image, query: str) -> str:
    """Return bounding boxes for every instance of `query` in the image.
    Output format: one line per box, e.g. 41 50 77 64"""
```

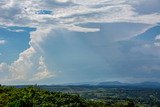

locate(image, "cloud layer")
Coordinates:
0 0 160 84
0 0 160 29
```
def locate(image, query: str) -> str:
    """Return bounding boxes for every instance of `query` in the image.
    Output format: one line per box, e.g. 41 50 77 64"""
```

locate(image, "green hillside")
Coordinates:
0 85 135 107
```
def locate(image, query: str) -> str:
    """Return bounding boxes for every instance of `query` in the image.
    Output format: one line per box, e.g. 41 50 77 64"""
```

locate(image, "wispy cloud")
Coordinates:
7 28 25 32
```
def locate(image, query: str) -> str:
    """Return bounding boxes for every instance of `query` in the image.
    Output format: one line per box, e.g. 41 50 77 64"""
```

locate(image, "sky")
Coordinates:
0 0 160 85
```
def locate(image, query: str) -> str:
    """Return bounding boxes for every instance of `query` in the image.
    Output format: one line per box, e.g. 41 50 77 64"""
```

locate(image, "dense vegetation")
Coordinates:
0 85 136 107
40 85 160 107
0 85 86 107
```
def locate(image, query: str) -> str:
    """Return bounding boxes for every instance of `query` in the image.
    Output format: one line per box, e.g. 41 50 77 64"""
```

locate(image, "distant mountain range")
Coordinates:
98 81 128 86
97 81 160 88
60 81 160 88
10 81 160 89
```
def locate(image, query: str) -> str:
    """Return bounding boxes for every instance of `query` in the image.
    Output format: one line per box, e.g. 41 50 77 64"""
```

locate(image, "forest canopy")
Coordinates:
0 85 136 107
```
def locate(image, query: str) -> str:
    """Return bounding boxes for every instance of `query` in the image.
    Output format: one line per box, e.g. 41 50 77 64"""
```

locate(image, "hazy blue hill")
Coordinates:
98 81 128 86
59 82 97 86
51 81 160 88
97 81 160 88
133 82 160 88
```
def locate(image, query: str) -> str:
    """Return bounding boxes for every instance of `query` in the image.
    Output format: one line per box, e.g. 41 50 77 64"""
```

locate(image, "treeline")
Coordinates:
0 85 135 107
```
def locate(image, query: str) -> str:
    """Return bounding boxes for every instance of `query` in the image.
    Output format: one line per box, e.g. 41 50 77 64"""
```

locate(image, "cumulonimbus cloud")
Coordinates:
0 0 160 84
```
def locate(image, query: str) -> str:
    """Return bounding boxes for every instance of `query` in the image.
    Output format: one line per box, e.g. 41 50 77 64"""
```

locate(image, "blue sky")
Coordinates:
0 0 160 85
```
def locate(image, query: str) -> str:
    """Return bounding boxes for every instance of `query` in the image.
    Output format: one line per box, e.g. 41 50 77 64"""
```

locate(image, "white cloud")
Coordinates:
0 0 160 32
9 46 36 80
56 0 70 3
30 27 52 46
154 42 160 47
7 28 25 32
0 63 9 72
131 42 160 56
0 27 55 84
30 56 54 81
0 46 54 84
64 25 100 32
0 39 6 45
154 34 160 47
155 34 160 40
